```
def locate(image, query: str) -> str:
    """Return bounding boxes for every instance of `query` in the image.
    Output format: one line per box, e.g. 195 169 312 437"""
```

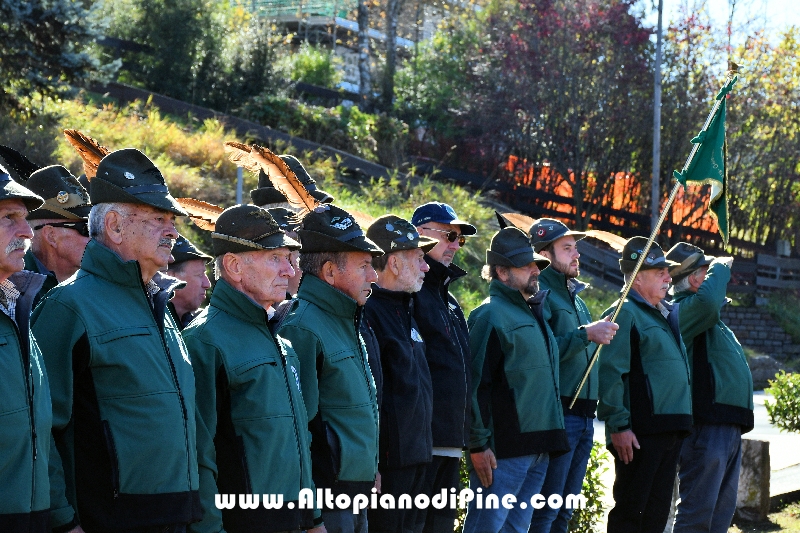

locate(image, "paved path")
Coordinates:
591 392 800 524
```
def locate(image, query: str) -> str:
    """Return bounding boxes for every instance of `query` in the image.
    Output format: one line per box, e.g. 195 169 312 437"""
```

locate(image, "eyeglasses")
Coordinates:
423 227 466 247
32 221 90 238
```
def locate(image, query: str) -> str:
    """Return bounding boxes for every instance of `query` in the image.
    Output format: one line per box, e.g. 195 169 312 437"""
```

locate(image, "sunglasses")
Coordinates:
424 227 467 247
33 221 90 238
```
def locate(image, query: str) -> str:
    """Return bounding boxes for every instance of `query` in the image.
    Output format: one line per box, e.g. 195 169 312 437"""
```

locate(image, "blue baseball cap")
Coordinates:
411 202 477 236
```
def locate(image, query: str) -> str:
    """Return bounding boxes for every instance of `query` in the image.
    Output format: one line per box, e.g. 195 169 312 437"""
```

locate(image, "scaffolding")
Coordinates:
250 0 357 19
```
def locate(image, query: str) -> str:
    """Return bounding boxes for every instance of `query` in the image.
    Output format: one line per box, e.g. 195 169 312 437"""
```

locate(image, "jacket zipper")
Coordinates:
270 329 304 496
354 312 379 474
102 421 121 498
10 319 38 505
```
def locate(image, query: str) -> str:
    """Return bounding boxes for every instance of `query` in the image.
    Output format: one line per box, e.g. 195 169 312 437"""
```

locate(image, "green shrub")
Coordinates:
765 291 800 344
765 371 800 433
568 442 609 532
281 43 342 89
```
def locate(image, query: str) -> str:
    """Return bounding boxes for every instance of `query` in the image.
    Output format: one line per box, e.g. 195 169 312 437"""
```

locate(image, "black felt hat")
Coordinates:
250 169 292 207
529 218 586 252
26 165 91 220
299 204 383 256
171 234 213 265
267 207 301 233
279 155 334 204
665 242 715 283
0 164 44 211
619 237 678 274
366 214 438 254
92 148 187 216
487 227 550 269
212 204 300 256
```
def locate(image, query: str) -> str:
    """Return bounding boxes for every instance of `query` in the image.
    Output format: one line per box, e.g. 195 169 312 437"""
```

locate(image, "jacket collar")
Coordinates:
489 278 535 311
627 289 682 346
7 269 46 335
209 277 269 325
423 255 467 289
539 266 588 298
297 273 359 319
81 239 185 293
370 283 413 310
24 250 56 280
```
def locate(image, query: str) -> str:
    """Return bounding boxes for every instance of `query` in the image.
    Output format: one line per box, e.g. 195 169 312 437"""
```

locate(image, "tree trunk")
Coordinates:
382 0 402 111
357 0 372 110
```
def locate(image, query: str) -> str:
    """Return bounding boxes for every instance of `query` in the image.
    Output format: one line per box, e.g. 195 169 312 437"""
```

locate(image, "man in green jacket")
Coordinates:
278 204 383 533
0 164 53 532
597 237 692 533
666 242 753 533
528 218 618 533
23 164 91 307
166 234 212 329
184 204 324 533
32 149 202 533
464 227 568 533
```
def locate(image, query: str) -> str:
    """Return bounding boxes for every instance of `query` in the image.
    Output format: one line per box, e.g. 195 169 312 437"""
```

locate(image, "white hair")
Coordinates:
88 202 131 242
213 255 224 280
672 275 693 293
213 252 253 281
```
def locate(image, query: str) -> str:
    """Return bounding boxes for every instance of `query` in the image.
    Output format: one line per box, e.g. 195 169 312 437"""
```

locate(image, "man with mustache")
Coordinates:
166 234 212 330
183 204 323 533
411 202 476 533
463 227 568 533
363 215 438 533
528 219 618 533
597 237 692 533
23 165 92 307
278 205 383 533
32 149 202 533
0 164 54 532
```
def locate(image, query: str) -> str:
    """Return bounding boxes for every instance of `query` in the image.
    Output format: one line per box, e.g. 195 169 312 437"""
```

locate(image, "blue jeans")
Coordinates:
529 414 594 533
322 507 368 533
674 423 742 533
463 453 549 533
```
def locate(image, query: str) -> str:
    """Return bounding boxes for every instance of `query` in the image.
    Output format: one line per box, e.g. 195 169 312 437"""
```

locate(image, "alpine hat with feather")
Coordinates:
529 218 586 252
212 204 300 256
366 214 438 254
92 148 187 216
26 166 91 221
0 163 43 212
665 242 715 284
279 154 334 204
619 236 678 274
299 204 383 256
487 227 550 269
251 169 293 207
171 234 213 265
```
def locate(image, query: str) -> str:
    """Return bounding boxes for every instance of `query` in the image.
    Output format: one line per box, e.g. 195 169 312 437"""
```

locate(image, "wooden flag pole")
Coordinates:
569 63 739 409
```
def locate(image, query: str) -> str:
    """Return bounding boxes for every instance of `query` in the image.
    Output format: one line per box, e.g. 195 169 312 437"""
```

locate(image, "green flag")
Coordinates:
673 75 737 246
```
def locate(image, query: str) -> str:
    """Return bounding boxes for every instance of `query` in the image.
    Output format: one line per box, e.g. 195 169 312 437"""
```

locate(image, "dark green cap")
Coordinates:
619 237 678 274
299 204 383 256
92 148 187 216
487 227 550 269
251 170 291 207
0 163 44 212
26 165 91 220
212 204 300 256
665 242 714 283
267 207 301 232
529 218 586 252
171 234 212 265
366 214 438 254
279 155 334 204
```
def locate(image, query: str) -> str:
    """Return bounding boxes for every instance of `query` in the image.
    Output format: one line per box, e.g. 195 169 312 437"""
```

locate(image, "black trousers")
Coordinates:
369 463 428 533
607 432 683 533
416 455 461 533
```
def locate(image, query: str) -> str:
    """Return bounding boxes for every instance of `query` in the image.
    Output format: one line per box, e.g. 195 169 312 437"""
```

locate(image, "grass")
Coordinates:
729 501 800 532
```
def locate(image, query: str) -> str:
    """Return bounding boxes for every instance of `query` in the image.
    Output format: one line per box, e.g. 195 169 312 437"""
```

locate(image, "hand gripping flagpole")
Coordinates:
569 62 740 409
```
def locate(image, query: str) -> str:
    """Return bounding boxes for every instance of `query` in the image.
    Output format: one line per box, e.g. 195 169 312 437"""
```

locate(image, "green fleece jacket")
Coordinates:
539 267 597 414
31 240 201 532
467 280 568 459
278 274 379 496
0 270 52 532
673 262 754 432
597 290 693 446
184 279 317 533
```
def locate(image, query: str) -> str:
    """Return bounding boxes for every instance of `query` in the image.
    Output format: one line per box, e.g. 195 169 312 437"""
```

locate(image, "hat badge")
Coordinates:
537 228 546 237
124 172 135 180
630 252 638 259
56 191 70 204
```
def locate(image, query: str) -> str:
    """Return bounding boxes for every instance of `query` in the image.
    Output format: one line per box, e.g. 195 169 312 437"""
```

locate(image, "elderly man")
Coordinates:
528 219 618 533
598 237 692 533
183 205 322 533
166 234 212 329
411 201 476 533
32 149 202 533
0 165 53 532
363 215 437 533
665 243 754 533
464 227 567 533
278 204 383 533
23 165 91 306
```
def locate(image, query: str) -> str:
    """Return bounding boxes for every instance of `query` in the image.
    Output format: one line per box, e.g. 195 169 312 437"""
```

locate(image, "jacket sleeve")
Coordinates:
467 315 500 452
184 334 226 533
677 262 730 341
278 324 323 423
543 295 591 363
30 297 85 530
597 307 634 433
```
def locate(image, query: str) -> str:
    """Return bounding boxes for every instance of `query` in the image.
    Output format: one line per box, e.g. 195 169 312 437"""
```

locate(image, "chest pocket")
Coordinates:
229 356 294 420
319 350 373 409
0 335 28 416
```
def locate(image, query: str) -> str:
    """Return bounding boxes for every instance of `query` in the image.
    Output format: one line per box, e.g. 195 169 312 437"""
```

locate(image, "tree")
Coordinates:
358 0 373 110
0 0 117 111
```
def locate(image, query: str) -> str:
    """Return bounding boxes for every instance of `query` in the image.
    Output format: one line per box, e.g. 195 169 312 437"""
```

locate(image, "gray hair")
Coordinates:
480 264 501 282
213 252 254 281
299 251 347 277
672 275 692 293
88 202 131 242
